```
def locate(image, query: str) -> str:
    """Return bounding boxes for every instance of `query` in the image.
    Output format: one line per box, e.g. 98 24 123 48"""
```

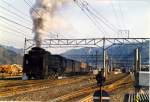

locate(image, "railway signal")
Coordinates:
94 71 108 102
96 71 105 86
93 90 110 102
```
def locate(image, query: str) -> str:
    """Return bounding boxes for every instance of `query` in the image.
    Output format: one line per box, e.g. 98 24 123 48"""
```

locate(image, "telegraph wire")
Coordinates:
0 39 24 49
24 0 68 39
25 0 77 39
0 28 26 39
0 15 32 30
0 25 32 38
26 0 34 6
24 0 41 17
0 4 32 24
0 36 24 45
1 0 31 21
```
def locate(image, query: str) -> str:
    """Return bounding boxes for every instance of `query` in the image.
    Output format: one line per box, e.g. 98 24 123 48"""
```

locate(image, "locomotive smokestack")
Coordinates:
33 18 43 47
30 0 67 47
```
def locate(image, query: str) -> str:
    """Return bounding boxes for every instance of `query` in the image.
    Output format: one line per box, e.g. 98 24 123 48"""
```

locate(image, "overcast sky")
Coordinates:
0 0 149 53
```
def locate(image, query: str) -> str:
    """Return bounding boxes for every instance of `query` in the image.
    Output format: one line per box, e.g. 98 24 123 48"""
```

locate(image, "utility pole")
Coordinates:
134 48 141 101
24 37 26 54
103 38 106 78
96 50 98 70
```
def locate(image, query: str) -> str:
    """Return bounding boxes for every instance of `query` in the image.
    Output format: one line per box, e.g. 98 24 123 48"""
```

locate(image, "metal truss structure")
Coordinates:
24 37 149 78
24 37 150 53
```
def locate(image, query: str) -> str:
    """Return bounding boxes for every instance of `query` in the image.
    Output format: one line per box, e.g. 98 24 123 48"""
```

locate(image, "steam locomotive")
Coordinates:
23 47 92 79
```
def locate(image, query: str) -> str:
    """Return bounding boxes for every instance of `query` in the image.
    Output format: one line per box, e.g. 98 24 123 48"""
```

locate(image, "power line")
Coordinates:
0 4 32 24
0 39 24 48
0 19 33 37
83 0 118 33
1 0 31 21
87 1 119 30
79 0 119 30
110 1 120 30
24 0 41 17
75 1 106 34
0 36 24 46
118 0 126 29
0 25 32 38
24 0 74 39
26 0 34 6
0 15 32 30
74 0 118 33
24 0 72 39
0 28 25 39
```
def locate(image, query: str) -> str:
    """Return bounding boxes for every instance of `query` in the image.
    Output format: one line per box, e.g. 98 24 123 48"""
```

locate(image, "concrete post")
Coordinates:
134 48 141 94
135 48 141 72
103 50 106 77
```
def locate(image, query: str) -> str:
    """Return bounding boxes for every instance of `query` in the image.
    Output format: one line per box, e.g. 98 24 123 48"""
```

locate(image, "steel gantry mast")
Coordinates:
24 37 150 78
24 38 149 51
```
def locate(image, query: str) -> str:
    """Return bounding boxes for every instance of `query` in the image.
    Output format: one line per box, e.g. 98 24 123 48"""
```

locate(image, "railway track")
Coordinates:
0 73 129 101
78 82 133 102
50 73 132 102
0 75 93 97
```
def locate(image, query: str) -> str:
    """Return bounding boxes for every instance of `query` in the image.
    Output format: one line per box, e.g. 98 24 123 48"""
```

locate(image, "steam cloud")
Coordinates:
30 0 67 47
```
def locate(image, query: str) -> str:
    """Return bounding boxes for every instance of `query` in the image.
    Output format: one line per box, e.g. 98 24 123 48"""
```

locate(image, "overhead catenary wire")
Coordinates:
85 0 119 30
24 0 72 39
82 0 118 33
74 0 118 34
75 1 106 34
110 0 121 30
118 0 126 29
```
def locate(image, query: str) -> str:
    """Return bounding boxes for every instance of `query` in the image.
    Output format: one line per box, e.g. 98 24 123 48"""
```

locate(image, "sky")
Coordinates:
0 0 149 54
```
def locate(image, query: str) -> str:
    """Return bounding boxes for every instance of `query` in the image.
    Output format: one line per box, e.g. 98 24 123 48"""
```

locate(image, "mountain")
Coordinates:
0 45 23 64
62 41 149 68
3 45 24 55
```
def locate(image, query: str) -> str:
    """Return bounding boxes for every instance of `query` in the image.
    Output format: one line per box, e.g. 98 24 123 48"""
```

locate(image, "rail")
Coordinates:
79 95 93 102
50 74 133 102
125 91 149 102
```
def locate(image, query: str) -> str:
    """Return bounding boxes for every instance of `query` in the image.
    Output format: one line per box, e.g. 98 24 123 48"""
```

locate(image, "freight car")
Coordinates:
23 47 91 79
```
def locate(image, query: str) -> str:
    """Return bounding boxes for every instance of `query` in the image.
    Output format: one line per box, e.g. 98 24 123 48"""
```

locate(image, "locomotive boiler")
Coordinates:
23 47 92 79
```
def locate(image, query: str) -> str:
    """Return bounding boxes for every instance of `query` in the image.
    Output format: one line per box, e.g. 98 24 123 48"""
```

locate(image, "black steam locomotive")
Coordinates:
23 47 92 79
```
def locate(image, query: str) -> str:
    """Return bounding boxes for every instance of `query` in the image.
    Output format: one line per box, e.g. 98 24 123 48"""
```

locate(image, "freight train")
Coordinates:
23 47 92 79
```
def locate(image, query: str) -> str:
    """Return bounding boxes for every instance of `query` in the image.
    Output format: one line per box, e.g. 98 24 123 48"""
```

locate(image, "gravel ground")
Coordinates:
0 78 95 101
110 84 135 102
0 73 128 101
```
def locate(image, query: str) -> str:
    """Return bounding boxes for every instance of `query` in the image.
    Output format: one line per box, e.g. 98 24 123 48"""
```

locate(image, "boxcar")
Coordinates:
23 47 91 79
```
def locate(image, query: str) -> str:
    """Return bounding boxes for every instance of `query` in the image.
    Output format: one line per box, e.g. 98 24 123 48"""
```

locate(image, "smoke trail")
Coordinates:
30 0 67 47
